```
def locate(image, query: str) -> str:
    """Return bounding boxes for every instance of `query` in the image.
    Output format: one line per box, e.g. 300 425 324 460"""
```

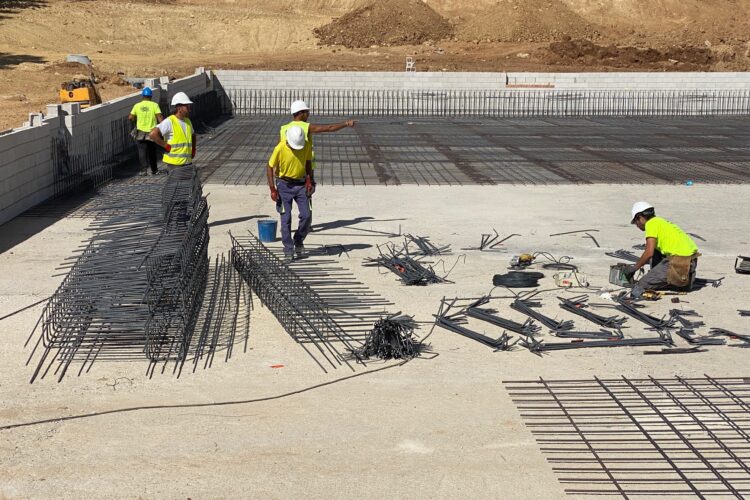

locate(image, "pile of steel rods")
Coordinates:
28 167 216 382
464 297 541 336
403 234 451 256
230 231 361 372
433 297 515 350
615 297 674 329
364 242 451 286
511 298 575 332
353 314 421 360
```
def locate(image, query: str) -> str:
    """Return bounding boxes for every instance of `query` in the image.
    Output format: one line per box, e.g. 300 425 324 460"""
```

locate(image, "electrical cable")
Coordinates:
0 360 408 432
533 252 578 271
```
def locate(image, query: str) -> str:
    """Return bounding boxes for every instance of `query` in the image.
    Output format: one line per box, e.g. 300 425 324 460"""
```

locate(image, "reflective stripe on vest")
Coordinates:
163 115 193 166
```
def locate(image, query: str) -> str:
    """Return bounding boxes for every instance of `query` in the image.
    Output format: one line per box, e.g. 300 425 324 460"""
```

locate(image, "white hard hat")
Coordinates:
290 100 310 115
631 201 654 222
285 125 306 150
171 91 193 106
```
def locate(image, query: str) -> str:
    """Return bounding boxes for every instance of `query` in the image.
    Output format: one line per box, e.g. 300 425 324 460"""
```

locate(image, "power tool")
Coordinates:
509 253 535 270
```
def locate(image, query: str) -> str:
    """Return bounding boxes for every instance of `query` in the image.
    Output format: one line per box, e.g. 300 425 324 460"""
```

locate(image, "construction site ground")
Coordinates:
2 143 749 495
4 0 750 131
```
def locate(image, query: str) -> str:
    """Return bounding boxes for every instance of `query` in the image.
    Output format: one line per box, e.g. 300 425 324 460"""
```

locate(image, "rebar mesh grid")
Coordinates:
230 232 362 372
27 167 221 382
505 375 750 497
201 116 750 186
225 89 750 117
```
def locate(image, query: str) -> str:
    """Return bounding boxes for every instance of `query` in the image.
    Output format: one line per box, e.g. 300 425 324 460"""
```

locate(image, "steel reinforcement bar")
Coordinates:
226 88 750 117
230 231 361 372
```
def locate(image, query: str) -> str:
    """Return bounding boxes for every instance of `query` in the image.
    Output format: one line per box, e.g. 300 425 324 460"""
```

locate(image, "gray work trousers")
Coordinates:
632 255 698 298
276 179 311 254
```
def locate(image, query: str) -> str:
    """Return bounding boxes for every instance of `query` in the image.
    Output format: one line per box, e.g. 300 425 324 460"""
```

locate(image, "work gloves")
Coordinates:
305 176 314 196
623 265 637 280
270 187 280 202
164 144 171 153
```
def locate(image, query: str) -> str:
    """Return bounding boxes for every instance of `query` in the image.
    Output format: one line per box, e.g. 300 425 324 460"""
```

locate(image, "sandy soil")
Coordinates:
2 0 750 131
1 180 749 497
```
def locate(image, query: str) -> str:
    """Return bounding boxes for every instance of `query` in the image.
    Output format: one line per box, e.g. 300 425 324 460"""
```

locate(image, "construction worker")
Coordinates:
128 87 163 175
281 100 356 231
149 92 196 169
625 201 699 299
266 125 313 261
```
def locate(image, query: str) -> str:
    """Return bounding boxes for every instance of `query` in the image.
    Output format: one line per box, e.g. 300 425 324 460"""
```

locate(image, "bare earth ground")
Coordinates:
1 183 749 497
3 0 750 130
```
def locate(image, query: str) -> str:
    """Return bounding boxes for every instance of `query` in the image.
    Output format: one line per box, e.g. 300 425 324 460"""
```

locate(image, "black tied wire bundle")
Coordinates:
364 243 452 286
354 314 420 360
493 271 545 288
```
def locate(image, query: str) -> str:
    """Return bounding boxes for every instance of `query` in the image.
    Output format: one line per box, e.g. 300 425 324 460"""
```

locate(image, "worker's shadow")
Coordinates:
311 216 406 233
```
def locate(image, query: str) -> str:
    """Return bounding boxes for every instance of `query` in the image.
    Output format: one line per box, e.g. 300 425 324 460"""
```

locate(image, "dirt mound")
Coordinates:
313 0 453 48
455 0 599 43
544 38 716 70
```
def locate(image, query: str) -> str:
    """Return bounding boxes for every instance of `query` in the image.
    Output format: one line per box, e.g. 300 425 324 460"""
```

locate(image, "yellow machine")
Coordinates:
59 78 102 109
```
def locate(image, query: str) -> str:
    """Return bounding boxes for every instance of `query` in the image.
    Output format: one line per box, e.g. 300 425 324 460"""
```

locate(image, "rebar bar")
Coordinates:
559 295 628 329
511 298 575 332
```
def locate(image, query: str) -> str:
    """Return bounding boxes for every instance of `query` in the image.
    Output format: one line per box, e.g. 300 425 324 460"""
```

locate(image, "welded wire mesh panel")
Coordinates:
225 89 750 117
505 375 750 497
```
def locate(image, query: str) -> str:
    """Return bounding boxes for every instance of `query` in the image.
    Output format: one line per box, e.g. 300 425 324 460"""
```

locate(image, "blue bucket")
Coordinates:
257 219 278 243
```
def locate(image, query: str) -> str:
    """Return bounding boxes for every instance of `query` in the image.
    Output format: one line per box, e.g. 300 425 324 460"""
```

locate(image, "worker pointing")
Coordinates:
128 87 163 175
267 125 314 262
280 100 356 233
149 92 196 169
625 202 699 299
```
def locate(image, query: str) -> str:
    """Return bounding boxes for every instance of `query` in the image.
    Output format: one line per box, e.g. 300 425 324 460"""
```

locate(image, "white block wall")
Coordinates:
214 70 506 90
0 72 214 227
506 72 750 90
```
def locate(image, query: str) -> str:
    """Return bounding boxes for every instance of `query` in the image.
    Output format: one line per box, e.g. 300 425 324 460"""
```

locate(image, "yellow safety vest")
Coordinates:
280 121 316 169
163 115 193 166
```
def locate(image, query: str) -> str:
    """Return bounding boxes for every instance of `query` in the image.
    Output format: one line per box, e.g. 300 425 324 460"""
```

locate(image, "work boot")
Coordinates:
295 244 306 257
282 251 295 264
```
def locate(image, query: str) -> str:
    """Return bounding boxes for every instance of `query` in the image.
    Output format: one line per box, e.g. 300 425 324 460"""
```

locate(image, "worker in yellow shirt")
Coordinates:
266 125 314 261
280 100 356 232
128 87 163 175
625 201 699 298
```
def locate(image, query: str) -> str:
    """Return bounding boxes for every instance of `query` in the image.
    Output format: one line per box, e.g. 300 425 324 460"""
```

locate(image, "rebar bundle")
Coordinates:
230 231 361 372
464 297 541 336
363 242 451 286
433 297 515 351
353 314 420 360
29 167 213 382
511 298 575 332
615 297 674 329
403 234 451 256
558 295 628 329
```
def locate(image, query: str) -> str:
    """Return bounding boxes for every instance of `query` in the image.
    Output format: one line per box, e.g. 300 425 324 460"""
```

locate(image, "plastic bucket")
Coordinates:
257 219 278 243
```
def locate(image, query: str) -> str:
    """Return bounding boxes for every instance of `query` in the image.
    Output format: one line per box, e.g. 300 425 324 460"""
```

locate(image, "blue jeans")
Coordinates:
276 179 311 254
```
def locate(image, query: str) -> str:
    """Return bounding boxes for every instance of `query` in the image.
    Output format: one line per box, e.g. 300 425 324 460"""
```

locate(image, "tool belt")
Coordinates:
667 253 699 288
130 129 152 141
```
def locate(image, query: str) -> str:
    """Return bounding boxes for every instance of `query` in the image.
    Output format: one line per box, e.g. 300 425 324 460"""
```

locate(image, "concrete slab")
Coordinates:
1 180 749 497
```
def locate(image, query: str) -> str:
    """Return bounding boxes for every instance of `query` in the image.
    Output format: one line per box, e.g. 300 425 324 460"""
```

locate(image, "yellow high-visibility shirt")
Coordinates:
644 217 698 257
269 140 311 180
129 100 162 132
280 121 316 169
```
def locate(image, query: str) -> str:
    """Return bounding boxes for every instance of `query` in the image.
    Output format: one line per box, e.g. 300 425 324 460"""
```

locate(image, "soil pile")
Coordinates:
545 38 716 70
456 0 599 43
313 0 453 48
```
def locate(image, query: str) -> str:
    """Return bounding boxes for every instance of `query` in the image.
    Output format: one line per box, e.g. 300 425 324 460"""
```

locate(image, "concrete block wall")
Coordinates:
213 70 506 91
0 120 56 226
0 72 214 227
506 72 750 89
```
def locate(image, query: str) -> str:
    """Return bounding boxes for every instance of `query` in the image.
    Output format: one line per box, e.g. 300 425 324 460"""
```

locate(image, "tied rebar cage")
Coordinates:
230 232 362 372
29 166 213 382
226 88 750 117
505 375 750 497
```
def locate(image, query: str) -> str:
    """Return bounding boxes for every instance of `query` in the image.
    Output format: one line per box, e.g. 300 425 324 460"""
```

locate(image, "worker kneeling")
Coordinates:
626 202 699 299
266 125 314 261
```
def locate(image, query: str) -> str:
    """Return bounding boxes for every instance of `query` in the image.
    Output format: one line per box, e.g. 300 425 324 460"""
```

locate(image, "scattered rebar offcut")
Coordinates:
364 242 452 286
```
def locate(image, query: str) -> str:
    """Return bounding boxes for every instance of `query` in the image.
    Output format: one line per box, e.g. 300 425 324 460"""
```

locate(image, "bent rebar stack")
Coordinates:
29 167 212 381
230 231 361 372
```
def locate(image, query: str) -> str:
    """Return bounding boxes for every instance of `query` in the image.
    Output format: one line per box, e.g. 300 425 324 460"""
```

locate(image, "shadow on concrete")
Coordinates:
312 216 406 233
0 52 46 69
0 0 47 22
208 214 270 228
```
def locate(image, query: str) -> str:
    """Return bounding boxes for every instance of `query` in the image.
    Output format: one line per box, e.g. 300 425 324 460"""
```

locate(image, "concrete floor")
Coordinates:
1 179 750 498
